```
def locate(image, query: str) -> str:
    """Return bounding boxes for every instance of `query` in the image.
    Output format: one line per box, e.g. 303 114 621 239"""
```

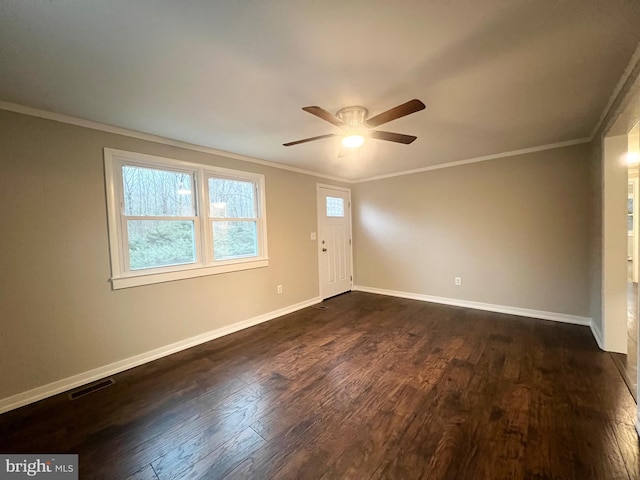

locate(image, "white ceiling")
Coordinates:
1 1 639 181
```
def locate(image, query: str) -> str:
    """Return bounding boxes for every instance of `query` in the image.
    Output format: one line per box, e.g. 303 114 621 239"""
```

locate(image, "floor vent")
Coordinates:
312 305 329 310
69 378 115 400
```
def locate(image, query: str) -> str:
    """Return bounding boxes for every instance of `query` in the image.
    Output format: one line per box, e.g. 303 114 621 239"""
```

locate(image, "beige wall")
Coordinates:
0 109 344 402
353 144 592 317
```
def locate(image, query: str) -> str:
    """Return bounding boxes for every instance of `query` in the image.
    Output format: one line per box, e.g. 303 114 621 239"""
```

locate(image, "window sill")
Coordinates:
110 258 269 290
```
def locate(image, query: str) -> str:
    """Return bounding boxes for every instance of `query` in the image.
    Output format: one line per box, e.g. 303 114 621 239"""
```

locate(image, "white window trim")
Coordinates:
104 148 268 289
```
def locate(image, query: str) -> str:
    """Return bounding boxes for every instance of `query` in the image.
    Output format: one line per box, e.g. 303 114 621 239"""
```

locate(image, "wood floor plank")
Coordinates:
320 411 408 479
124 464 159 480
75 380 264 478
615 422 640 480
151 426 264 480
1 292 637 479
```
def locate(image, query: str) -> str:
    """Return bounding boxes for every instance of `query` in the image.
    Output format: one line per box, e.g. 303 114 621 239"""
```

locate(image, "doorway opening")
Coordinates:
610 121 640 400
621 122 640 398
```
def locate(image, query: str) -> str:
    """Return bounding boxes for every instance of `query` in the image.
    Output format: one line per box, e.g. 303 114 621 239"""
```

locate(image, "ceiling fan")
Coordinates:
283 99 426 151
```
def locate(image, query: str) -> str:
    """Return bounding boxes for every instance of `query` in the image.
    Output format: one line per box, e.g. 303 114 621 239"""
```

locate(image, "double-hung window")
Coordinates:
104 148 268 289
208 177 259 261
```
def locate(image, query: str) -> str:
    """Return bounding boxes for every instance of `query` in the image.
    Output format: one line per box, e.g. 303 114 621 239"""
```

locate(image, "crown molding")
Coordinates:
591 40 640 141
0 101 351 184
353 137 591 183
0 100 593 184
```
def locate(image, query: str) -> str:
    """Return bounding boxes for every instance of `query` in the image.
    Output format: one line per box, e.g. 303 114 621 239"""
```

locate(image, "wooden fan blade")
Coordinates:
365 99 426 128
283 133 338 146
302 106 346 127
369 130 417 144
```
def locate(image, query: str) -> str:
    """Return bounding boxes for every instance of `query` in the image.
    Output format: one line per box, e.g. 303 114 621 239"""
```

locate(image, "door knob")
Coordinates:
322 248 327 252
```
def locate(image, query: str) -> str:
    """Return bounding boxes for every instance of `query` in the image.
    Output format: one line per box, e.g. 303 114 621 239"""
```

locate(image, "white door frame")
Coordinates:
629 176 639 283
602 134 630 354
316 183 353 300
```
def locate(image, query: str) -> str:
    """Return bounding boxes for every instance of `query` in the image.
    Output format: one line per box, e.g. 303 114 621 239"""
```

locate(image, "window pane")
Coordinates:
123 165 194 216
209 178 256 218
213 221 258 260
326 196 344 217
127 220 196 270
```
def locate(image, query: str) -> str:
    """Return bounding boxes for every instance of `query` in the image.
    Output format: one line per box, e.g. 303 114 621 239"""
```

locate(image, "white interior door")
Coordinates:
317 185 352 299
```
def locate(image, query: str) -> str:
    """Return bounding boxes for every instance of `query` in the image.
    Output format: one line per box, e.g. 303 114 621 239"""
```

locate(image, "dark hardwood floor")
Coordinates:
1 292 638 479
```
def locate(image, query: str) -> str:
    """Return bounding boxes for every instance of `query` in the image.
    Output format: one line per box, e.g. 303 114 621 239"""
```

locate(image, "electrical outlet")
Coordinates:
310 232 317 240
277 285 283 294
455 276 462 286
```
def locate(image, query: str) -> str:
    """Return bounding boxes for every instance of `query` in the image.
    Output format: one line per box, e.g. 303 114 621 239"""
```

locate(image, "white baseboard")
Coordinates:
589 321 605 350
353 285 592 326
0 296 321 414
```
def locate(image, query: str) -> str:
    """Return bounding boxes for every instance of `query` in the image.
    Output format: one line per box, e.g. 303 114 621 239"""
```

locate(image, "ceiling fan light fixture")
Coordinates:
283 99 425 152
342 134 365 148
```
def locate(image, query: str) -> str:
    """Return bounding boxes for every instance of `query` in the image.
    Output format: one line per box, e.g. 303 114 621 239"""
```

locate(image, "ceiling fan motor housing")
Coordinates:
336 106 368 127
